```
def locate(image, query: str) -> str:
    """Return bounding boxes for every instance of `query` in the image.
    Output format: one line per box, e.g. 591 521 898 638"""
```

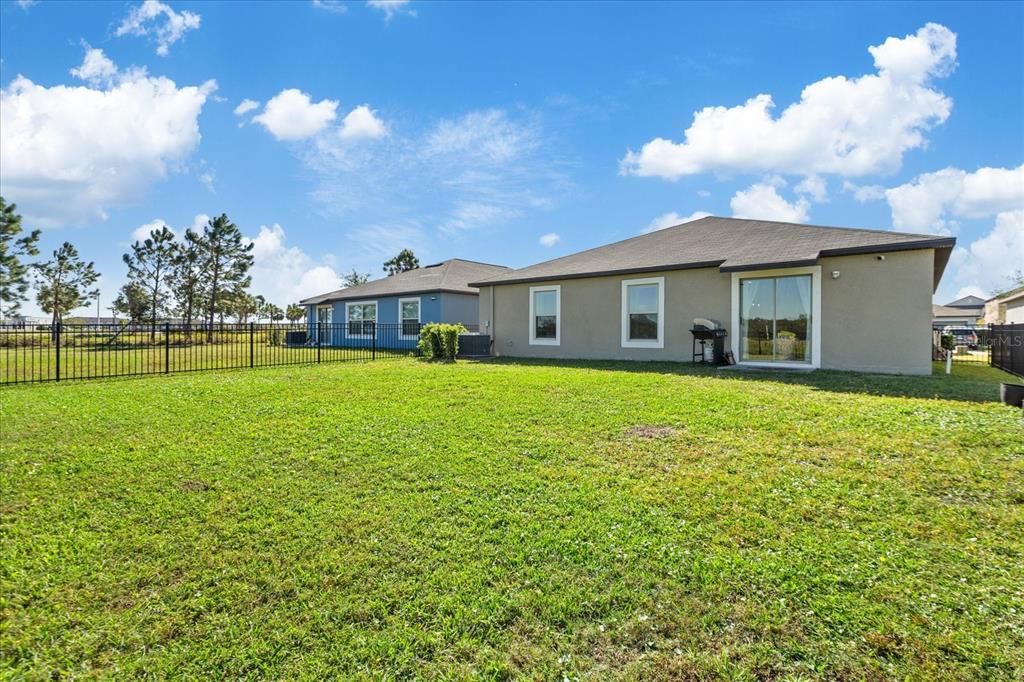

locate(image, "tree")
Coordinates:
195 214 254 340
33 242 100 327
170 229 206 335
123 224 177 339
224 290 260 323
0 197 41 319
111 282 149 323
265 303 284 323
383 248 419 276
286 304 305 322
342 268 370 288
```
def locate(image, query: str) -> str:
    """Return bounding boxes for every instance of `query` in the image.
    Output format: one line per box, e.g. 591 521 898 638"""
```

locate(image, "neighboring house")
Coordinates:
470 216 956 375
932 304 982 327
932 294 986 326
984 286 1024 324
0 315 50 327
299 259 509 346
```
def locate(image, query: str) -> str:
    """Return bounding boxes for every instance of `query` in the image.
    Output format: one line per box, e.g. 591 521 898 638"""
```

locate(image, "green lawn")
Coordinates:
2 360 1022 679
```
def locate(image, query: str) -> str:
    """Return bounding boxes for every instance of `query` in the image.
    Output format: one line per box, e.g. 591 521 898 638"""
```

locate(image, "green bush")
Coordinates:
267 327 284 347
418 323 467 361
940 334 955 351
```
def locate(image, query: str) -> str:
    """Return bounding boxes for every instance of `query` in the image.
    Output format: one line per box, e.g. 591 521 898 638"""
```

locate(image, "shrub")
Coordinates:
940 334 955 351
267 327 283 347
418 323 467 361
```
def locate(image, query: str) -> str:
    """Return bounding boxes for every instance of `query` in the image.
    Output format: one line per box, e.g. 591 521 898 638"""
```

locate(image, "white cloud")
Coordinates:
339 105 387 139
696 189 711 198
642 210 712 234
246 224 341 304
367 0 414 20
116 0 201 57
621 23 956 179
252 89 338 141
16 0 38 9
233 98 260 116
130 213 207 243
132 218 170 242
438 202 520 234
0 54 216 227
795 175 828 203
307 107 567 243
199 171 215 193
884 165 1024 234
69 47 119 87
842 181 886 203
425 109 538 164
947 210 1024 297
730 182 810 223
538 232 560 247
312 0 348 14
953 285 989 301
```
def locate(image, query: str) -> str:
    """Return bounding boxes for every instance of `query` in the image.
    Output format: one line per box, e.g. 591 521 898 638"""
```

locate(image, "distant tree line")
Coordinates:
1 195 425 330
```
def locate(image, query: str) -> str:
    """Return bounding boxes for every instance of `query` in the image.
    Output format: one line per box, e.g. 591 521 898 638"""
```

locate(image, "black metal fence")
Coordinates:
991 323 1024 377
0 322 424 385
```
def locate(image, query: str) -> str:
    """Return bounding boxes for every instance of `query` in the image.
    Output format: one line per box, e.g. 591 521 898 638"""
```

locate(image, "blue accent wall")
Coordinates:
303 292 478 347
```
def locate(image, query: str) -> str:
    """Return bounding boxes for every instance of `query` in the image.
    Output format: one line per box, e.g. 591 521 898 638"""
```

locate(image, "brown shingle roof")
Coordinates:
933 304 980 318
299 259 509 305
469 216 956 289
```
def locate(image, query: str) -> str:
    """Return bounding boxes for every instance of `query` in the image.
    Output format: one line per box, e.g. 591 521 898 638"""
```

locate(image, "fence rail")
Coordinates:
991 323 1024 377
1 322 427 385
932 325 992 366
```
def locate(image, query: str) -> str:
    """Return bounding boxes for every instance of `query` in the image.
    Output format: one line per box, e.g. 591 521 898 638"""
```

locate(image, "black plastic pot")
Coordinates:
1000 382 1024 408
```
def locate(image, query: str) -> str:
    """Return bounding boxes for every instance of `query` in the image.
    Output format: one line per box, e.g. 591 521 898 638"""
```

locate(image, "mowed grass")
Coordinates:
1 360 1022 679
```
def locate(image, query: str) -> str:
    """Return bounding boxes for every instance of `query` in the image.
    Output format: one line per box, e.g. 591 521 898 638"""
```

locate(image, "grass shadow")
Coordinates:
471 357 1019 404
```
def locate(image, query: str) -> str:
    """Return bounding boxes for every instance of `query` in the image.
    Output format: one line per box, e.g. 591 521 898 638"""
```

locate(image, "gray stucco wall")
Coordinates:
818 249 934 374
440 293 482 328
479 248 936 375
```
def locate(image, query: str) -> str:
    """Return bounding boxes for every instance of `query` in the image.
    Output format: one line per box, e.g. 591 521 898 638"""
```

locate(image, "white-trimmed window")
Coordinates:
529 285 560 345
399 297 421 337
621 277 664 348
730 266 821 369
345 301 377 337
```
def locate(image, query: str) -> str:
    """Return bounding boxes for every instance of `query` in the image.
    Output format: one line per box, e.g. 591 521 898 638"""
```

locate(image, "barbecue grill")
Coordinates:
690 319 728 365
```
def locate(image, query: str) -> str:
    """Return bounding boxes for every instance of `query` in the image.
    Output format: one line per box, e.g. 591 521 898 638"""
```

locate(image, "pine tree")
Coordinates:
123 224 178 339
33 242 100 327
170 228 206 337
0 197 41 319
195 215 254 341
383 249 420 276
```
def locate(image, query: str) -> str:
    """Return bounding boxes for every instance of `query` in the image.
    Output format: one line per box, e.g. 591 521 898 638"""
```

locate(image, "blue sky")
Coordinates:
1 0 1022 316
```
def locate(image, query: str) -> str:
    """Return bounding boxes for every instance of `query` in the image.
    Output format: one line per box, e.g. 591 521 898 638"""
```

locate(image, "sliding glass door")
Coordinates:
739 274 812 364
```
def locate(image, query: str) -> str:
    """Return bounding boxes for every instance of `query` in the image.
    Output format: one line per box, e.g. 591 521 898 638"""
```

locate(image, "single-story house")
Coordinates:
932 305 982 327
932 294 986 327
984 286 1024 324
469 216 956 375
299 258 508 347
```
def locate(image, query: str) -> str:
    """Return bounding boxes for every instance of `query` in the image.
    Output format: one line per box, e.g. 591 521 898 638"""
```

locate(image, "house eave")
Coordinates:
300 287 479 306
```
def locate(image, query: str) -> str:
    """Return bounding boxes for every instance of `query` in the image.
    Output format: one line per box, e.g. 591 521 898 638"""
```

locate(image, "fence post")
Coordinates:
250 322 255 368
372 323 377 361
164 322 170 374
317 323 321 364
54 321 61 382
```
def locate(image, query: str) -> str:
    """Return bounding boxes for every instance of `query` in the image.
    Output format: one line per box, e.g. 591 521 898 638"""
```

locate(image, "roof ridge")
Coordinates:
704 215 946 241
